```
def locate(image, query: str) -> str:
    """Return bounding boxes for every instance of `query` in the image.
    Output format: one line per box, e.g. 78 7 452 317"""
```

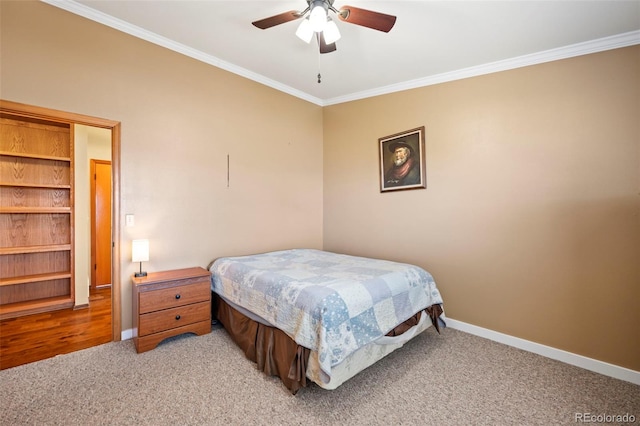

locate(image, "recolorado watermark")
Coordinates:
575 413 636 423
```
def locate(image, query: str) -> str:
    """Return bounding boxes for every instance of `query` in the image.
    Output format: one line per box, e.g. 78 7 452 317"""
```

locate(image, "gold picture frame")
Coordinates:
379 126 426 192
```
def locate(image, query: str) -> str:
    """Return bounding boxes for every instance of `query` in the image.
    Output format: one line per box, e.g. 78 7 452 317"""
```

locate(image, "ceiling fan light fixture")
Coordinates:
309 0 328 32
251 1 397 55
323 18 341 44
296 18 314 43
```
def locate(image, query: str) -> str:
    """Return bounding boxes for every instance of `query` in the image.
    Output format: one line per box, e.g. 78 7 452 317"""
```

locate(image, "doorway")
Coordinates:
0 99 122 342
0 100 122 368
91 159 112 290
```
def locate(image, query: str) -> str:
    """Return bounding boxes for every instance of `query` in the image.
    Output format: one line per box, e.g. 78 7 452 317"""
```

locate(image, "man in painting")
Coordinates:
384 141 420 187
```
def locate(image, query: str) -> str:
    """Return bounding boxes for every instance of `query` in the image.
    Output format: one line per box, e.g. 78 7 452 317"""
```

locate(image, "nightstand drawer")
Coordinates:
139 300 210 336
138 281 209 314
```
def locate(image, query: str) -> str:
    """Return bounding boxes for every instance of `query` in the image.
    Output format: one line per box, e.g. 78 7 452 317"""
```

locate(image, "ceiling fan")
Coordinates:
252 0 396 54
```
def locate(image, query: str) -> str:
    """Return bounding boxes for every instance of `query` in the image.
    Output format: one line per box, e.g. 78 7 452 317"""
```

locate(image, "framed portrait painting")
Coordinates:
379 126 426 192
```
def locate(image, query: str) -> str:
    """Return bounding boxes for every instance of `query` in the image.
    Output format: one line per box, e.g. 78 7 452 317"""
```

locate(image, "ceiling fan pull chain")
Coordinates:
317 49 322 83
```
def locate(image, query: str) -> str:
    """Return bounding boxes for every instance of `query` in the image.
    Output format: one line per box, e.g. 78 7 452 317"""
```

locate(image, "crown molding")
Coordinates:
42 1 639 107
41 0 324 105
323 30 640 106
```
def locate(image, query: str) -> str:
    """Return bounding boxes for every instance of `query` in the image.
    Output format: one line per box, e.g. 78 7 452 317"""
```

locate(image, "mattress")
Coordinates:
306 304 436 389
217 293 439 390
210 248 445 390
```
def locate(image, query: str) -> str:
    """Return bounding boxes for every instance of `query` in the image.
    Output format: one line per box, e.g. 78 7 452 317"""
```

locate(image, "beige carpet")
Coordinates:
1 326 638 425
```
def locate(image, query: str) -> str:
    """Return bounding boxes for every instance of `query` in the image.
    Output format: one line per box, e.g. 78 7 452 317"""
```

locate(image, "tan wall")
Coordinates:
323 46 640 370
2 1 638 372
0 1 323 330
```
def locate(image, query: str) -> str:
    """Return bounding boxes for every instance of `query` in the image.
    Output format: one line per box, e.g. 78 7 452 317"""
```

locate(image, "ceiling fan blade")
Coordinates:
337 5 396 32
252 11 302 29
317 32 337 54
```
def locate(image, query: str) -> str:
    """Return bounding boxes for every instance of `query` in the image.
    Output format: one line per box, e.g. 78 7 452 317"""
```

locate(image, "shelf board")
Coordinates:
0 181 71 189
0 272 71 287
0 207 71 214
0 296 74 320
0 150 71 162
0 244 72 255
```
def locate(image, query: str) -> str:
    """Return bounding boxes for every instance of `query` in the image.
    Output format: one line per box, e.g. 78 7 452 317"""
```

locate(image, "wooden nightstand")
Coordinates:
132 267 211 353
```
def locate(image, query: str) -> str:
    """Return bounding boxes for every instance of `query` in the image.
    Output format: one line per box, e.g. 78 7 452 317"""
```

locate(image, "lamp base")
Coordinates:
134 261 147 278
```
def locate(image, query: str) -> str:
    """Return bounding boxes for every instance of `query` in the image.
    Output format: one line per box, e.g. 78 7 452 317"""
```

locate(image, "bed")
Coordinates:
209 248 445 393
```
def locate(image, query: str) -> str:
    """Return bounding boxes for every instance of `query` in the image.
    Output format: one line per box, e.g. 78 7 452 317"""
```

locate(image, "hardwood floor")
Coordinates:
0 287 112 370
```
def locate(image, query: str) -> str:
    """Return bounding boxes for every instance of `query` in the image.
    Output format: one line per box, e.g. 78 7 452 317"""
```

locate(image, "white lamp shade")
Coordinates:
323 19 341 44
296 18 314 43
131 239 149 263
309 2 327 32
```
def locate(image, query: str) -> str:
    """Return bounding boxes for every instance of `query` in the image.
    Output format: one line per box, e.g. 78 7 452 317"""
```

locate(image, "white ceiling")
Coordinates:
46 1 640 106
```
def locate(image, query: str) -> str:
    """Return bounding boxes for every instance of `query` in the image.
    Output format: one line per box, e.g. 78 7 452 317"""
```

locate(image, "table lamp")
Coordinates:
132 239 149 277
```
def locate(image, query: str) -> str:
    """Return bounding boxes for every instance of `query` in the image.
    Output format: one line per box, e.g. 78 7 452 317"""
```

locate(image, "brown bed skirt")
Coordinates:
213 294 443 394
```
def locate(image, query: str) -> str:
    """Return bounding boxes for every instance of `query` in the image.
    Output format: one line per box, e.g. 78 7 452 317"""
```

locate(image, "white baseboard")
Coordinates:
121 328 133 341
121 319 639 385
444 317 640 386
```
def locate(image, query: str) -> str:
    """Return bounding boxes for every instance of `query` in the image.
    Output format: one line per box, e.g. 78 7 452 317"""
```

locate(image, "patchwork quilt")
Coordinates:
210 249 443 381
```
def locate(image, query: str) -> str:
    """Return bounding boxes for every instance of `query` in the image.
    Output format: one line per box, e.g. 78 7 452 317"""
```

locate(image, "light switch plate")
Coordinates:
125 214 135 227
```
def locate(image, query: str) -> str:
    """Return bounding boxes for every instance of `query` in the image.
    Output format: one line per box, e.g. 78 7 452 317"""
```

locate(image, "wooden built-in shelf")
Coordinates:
0 244 71 255
0 109 75 319
0 272 72 287
0 182 71 189
0 150 71 162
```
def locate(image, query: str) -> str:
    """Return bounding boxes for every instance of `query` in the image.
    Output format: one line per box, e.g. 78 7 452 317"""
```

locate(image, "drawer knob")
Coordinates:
175 315 181 320
175 294 181 300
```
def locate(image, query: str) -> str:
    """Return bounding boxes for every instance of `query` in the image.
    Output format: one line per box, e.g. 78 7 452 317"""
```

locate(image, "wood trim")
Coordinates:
90 159 97 290
0 100 118 129
111 122 122 341
1 99 122 342
69 124 76 310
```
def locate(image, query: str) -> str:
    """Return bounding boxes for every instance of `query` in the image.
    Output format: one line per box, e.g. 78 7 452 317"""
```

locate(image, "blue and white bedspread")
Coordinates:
210 249 443 381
